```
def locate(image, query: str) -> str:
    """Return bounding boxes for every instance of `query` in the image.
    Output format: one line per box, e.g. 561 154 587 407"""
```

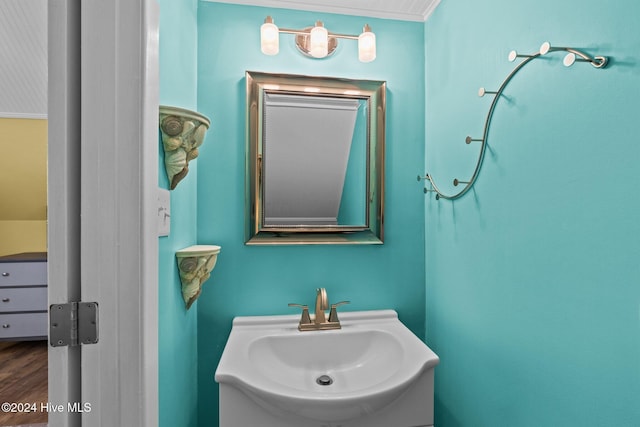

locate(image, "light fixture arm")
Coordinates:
277 28 360 41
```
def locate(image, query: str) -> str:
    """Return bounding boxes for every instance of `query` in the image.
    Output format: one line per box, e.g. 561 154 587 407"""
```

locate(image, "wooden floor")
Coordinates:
0 341 48 426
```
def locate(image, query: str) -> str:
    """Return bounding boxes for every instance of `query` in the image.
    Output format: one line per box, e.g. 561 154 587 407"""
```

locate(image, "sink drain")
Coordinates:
316 374 334 386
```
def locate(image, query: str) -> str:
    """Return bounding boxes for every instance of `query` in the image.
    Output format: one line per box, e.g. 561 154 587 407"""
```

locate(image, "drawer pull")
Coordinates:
1 298 9 302
2 324 9 329
1 272 9 277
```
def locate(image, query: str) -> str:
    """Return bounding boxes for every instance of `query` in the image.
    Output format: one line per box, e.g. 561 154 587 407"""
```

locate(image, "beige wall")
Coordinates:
0 118 47 256
0 220 47 256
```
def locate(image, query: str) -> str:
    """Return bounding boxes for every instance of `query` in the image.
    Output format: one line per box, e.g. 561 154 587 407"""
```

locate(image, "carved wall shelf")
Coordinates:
159 105 211 190
176 245 221 309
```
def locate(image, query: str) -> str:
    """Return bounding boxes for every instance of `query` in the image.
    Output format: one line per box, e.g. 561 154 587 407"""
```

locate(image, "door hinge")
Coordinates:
49 302 99 347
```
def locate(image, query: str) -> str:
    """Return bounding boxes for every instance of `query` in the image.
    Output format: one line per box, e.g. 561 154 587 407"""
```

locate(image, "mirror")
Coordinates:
245 71 386 245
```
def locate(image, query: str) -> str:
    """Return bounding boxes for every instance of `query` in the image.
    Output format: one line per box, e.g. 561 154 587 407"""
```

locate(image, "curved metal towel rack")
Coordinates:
420 42 609 200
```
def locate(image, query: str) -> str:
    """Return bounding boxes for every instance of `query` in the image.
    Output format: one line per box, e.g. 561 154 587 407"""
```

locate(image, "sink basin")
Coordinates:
215 310 439 424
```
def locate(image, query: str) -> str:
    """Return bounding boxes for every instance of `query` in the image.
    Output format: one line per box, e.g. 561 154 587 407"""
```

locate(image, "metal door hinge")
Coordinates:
50 302 99 347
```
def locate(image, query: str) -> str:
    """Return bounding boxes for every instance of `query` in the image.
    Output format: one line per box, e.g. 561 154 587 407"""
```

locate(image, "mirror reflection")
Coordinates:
262 93 367 227
245 71 386 245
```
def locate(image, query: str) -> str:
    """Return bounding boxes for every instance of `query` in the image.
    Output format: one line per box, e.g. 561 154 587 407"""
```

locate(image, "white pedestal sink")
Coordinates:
215 310 439 427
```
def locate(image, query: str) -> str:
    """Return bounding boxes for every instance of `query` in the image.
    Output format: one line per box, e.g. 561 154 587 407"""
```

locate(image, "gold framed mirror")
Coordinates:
245 71 386 245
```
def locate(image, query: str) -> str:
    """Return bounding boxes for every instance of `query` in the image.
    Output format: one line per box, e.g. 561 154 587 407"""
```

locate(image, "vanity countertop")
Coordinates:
0 252 47 263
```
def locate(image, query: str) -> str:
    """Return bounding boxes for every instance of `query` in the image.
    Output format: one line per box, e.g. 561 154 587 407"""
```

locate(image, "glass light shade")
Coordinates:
309 23 328 58
358 27 376 63
261 21 279 55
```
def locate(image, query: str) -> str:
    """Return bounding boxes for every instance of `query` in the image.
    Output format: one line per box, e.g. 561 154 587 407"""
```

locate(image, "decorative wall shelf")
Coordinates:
176 245 221 309
159 105 211 190
420 42 609 200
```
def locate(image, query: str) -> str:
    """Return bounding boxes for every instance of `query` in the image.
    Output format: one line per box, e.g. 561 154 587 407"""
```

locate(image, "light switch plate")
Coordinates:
157 188 171 237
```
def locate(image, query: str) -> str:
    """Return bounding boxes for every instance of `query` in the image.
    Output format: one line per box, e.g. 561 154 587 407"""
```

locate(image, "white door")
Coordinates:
48 1 159 426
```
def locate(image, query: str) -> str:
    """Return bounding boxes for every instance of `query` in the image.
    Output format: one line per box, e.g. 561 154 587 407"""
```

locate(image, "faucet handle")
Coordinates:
288 303 312 325
328 301 350 323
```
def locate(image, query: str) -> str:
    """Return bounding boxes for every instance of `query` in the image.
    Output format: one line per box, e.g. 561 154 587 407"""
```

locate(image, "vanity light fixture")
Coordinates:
260 16 376 62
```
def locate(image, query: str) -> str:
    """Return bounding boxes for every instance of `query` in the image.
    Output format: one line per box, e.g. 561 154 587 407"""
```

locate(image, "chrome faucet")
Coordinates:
289 288 350 331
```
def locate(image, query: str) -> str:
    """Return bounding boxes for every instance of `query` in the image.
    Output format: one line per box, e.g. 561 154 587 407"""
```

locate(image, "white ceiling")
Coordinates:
0 0 47 119
205 0 442 22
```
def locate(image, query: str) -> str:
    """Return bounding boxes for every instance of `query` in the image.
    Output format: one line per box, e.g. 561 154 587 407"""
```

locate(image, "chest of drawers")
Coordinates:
0 252 48 341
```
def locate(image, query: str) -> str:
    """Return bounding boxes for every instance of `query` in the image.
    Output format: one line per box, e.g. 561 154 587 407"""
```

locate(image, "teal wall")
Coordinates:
196 2 425 425
158 0 199 426
425 0 640 426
